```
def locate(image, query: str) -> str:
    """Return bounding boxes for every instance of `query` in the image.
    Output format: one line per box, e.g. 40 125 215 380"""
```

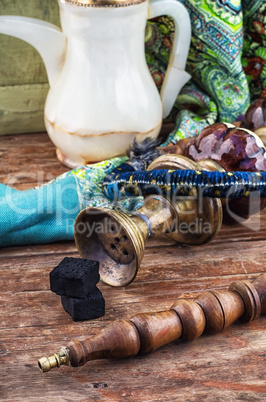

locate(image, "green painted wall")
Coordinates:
0 0 60 135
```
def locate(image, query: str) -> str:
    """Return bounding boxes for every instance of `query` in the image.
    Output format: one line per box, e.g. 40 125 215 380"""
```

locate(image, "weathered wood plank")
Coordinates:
1 275 265 330
0 240 265 294
0 312 265 401
0 132 68 185
0 131 265 401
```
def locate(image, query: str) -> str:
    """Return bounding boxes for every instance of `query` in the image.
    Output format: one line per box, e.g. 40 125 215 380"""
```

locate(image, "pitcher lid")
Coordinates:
65 0 146 6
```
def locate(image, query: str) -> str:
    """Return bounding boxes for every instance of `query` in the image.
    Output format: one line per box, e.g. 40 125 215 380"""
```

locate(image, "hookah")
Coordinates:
38 122 266 372
73 123 266 286
74 154 265 286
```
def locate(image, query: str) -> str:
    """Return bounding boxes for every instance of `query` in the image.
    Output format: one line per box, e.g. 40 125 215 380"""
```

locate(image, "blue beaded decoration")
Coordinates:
103 167 266 201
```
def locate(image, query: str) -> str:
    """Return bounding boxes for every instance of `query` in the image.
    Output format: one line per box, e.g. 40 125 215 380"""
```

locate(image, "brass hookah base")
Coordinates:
74 155 223 287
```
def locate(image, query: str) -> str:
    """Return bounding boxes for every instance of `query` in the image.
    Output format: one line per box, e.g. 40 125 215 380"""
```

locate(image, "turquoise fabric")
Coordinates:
0 175 80 246
0 183 18 197
0 158 144 247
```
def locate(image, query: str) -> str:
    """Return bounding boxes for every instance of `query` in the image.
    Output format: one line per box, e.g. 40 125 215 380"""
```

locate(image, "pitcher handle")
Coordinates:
148 0 191 118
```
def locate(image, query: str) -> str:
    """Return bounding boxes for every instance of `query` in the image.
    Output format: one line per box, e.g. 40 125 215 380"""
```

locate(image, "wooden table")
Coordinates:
0 133 265 401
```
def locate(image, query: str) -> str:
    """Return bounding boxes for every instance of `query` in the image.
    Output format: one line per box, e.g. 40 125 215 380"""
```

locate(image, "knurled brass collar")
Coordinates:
65 0 146 7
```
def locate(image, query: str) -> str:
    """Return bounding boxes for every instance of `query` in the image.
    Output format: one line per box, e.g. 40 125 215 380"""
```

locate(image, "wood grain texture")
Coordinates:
0 132 265 401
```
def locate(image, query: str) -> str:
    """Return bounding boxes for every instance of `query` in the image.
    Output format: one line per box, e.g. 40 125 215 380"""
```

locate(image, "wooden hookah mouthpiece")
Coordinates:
38 273 266 372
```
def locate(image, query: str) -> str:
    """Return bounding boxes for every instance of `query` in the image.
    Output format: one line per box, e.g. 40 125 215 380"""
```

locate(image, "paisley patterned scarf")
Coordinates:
146 0 265 145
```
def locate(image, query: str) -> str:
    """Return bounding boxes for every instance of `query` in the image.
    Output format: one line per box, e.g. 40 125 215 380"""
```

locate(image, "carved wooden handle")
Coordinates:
38 274 266 371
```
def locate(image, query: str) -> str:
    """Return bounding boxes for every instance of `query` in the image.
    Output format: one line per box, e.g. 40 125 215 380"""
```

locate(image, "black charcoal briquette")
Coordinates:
61 287 105 321
50 257 100 298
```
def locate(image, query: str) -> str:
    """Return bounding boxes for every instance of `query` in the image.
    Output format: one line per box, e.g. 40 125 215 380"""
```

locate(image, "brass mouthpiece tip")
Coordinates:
38 348 70 373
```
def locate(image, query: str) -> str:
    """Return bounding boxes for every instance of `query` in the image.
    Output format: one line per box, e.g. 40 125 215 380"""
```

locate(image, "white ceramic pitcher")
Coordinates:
0 0 191 167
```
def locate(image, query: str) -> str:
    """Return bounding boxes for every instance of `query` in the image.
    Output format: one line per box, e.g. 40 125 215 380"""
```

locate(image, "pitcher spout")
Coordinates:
0 16 67 87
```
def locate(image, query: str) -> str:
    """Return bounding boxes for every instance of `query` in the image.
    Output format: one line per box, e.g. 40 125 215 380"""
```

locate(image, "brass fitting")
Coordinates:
38 348 70 372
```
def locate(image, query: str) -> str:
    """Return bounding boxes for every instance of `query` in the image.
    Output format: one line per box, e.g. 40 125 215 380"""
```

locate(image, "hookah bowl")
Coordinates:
74 155 223 287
